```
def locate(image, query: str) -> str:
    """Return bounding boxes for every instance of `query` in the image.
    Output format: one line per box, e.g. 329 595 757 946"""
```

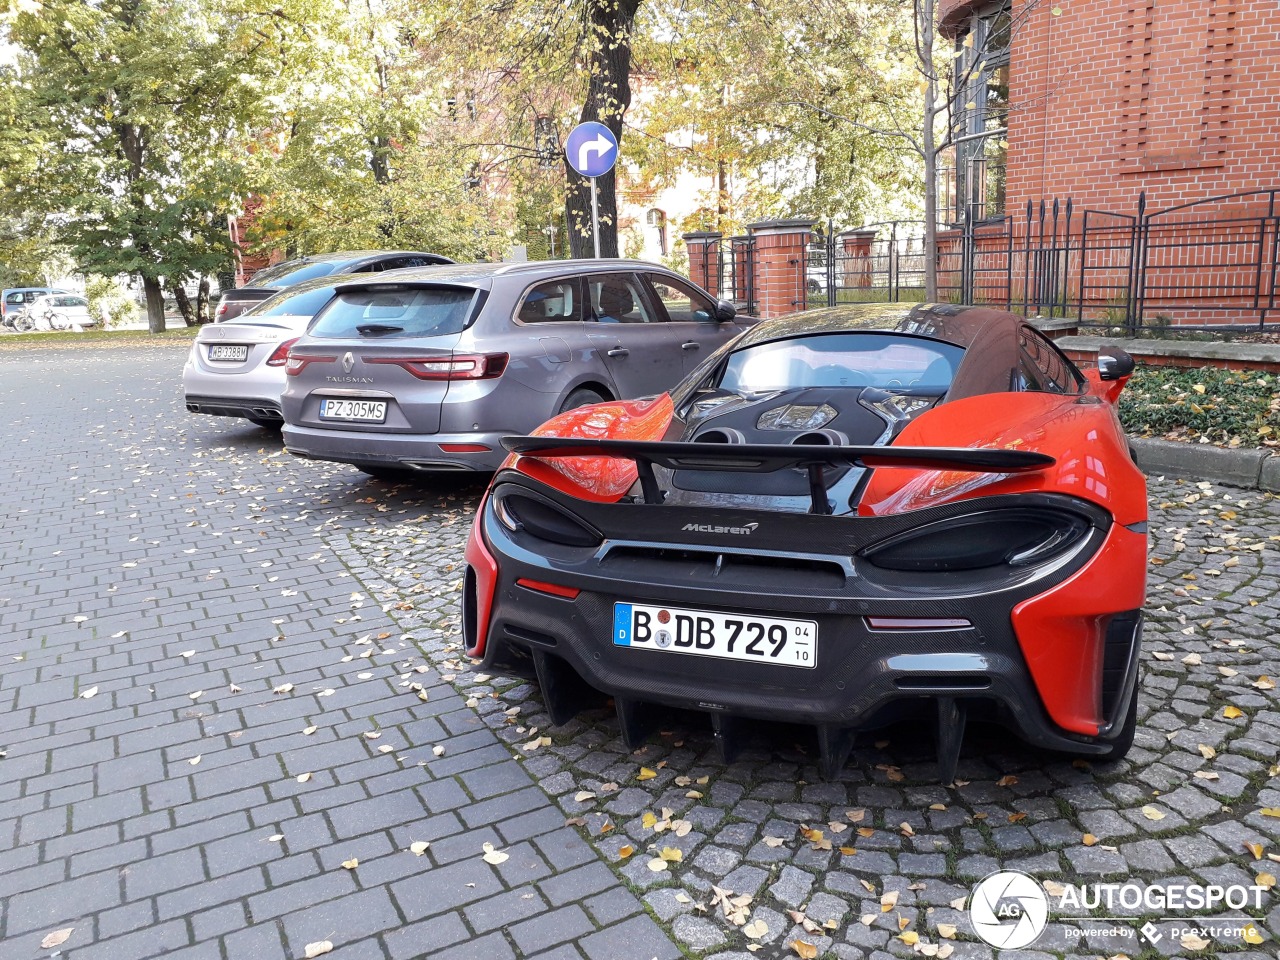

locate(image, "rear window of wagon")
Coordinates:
308 286 479 339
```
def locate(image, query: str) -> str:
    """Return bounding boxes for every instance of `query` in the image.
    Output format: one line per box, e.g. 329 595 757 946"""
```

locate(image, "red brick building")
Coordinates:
938 0 1280 220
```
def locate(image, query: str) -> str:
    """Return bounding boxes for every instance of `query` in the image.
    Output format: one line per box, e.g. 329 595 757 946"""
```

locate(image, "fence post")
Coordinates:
682 231 723 298
745 218 817 318
890 222 899 301
1128 192 1147 336
1022 200 1033 316
1062 198 1074 318
961 207 974 304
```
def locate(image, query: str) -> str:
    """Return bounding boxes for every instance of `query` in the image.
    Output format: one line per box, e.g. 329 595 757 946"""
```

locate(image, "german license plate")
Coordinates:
613 602 816 669
208 344 248 361
320 398 387 422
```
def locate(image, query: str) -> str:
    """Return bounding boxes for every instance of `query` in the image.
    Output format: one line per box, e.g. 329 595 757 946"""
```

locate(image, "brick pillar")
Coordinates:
682 231 722 296
746 218 816 318
726 235 751 301
839 229 877 289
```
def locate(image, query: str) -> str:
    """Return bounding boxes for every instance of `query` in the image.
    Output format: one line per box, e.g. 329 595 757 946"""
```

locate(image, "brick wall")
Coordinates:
1002 0 1280 213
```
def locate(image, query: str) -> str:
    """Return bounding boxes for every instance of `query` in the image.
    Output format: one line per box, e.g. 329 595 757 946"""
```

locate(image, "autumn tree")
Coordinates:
246 0 509 261
0 0 305 331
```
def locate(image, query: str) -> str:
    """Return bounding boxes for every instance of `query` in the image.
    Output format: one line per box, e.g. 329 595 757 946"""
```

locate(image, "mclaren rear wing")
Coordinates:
501 437 1056 515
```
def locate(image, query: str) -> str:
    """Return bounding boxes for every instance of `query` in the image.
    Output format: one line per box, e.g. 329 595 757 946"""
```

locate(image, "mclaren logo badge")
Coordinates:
341 352 355 374
681 522 759 535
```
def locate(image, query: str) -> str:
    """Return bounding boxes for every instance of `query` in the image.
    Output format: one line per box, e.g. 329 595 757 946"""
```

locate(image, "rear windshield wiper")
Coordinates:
356 323 404 335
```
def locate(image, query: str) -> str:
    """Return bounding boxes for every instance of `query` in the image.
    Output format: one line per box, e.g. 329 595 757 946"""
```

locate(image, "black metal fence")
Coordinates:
694 189 1280 330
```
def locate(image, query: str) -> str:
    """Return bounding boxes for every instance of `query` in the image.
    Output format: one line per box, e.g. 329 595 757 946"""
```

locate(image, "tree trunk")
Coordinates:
142 275 166 333
919 0 939 302
171 282 195 326
564 0 643 259
196 277 211 324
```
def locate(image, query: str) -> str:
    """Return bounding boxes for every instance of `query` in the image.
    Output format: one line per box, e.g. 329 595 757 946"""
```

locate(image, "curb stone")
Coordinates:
1129 436 1280 492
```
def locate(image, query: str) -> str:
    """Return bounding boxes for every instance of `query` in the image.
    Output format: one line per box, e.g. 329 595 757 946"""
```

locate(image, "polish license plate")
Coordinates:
612 603 816 669
320 398 387 422
208 344 248 361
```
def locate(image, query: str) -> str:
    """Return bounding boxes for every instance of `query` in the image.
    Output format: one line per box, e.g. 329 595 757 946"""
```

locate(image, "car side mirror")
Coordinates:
1097 348 1135 381
714 299 736 322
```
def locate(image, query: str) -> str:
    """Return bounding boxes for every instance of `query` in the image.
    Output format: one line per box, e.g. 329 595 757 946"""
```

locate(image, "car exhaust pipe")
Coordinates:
791 429 847 446
692 427 746 444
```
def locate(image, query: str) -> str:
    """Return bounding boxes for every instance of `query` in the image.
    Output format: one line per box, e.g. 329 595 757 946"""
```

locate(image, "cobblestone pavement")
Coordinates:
3 342 1280 960
0 344 679 960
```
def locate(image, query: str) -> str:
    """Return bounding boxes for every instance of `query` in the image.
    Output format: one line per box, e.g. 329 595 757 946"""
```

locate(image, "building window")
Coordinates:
953 2 1010 223
646 208 668 256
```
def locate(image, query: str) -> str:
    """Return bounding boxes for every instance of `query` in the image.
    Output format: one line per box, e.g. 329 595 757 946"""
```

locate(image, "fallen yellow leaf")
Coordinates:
792 941 818 960
636 766 657 781
481 842 509 865
659 846 683 862
1256 872 1276 889
304 942 333 958
937 923 957 939
341 858 358 870
1243 923 1264 944
900 930 920 945
1246 841 1265 859
41 929 74 949
409 841 429 855
1141 805 1165 821
617 844 634 859
1224 705 1244 719
1082 834 1099 846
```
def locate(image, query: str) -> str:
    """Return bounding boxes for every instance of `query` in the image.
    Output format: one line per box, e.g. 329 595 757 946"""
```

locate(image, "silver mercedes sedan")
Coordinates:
183 276 346 427
280 260 753 477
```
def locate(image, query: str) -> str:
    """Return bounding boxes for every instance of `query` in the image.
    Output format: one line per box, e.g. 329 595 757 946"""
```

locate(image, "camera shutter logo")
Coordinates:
968 871 1049 949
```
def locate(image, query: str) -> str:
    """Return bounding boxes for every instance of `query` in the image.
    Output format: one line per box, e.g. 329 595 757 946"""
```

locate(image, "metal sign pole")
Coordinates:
590 177 601 259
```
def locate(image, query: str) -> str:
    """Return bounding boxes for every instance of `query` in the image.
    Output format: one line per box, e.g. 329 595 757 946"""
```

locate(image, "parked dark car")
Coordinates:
462 304 1147 781
281 259 754 478
214 251 454 323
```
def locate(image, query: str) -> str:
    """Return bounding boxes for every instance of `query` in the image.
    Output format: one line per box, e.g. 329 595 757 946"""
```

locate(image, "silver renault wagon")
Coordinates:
280 260 753 477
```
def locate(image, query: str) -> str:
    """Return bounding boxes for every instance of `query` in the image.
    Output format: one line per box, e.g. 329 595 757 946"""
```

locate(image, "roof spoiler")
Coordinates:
501 437 1055 514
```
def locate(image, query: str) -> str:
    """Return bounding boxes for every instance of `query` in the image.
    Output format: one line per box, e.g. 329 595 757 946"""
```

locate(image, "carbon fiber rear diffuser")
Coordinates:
530 650 970 781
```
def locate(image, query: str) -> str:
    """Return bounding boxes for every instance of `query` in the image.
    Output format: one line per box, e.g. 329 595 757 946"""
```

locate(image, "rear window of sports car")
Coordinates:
717 333 964 395
308 286 477 339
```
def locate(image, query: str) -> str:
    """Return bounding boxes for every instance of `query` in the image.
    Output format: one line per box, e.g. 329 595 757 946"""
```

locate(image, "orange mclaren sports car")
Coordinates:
463 304 1147 780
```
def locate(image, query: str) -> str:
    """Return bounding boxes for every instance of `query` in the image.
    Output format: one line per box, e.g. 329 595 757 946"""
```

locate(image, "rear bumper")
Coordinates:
282 424 510 472
185 394 282 421
468 478 1145 755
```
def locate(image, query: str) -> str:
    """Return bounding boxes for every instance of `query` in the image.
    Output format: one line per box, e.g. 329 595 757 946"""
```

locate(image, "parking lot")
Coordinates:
2 340 1280 960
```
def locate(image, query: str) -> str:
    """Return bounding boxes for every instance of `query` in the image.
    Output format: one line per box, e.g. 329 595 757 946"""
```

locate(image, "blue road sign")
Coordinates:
564 121 618 178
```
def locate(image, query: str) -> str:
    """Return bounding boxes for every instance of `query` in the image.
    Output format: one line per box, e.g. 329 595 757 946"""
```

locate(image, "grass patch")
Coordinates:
1118 364 1280 449
0 326 200 348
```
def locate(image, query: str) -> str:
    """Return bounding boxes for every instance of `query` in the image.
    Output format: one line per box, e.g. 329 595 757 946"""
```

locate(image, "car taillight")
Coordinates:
214 300 228 319
858 506 1094 572
365 353 508 381
492 489 603 548
266 338 299 367
285 354 336 376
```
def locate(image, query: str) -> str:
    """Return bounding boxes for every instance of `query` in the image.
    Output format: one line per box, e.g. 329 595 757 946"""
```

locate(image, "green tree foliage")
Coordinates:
1 0 298 330
246 0 508 261
629 0 921 233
